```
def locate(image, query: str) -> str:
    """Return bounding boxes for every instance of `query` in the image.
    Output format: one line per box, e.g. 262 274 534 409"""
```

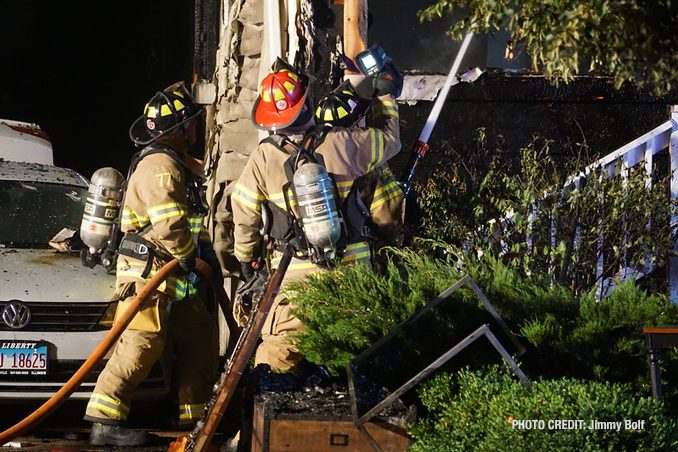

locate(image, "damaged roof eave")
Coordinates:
398 75 451 105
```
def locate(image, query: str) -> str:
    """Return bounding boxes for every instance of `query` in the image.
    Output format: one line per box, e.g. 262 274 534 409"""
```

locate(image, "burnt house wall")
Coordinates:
392 74 678 182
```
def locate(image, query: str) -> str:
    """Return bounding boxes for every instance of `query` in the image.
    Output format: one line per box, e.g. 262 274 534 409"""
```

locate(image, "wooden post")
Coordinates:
343 0 368 77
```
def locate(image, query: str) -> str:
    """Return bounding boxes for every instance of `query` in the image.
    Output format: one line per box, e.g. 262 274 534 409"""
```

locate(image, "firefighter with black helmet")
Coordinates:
314 80 406 249
231 58 402 372
83 82 220 447
314 80 370 127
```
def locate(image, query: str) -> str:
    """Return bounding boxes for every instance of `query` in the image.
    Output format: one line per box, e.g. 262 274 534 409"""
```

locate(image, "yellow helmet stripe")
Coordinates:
146 106 159 118
283 81 295 93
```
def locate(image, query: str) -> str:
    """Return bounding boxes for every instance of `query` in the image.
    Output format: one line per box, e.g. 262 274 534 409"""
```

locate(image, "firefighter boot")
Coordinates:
89 423 150 446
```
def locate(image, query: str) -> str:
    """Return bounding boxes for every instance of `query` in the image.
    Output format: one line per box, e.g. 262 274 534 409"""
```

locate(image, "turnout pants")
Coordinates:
84 283 218 427
254 293 306 372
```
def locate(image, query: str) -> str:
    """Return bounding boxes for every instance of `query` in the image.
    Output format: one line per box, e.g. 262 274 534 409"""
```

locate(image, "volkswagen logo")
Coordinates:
2 301 31 330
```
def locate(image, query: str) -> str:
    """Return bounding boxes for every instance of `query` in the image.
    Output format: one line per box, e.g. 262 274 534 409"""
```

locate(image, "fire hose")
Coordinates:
0 258 234 445
400 32 476 195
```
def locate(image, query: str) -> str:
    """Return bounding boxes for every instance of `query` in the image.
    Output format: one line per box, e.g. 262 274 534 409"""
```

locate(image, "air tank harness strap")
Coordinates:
118 233 171 278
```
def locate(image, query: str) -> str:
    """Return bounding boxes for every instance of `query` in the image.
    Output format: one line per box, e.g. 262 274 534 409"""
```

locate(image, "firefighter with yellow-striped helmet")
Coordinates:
84 81 219 447
315 80 406 249
129 81 204 145
314 80 369 127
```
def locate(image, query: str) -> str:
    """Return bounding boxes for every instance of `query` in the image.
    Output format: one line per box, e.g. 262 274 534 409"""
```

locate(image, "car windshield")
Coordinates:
0 180 86 248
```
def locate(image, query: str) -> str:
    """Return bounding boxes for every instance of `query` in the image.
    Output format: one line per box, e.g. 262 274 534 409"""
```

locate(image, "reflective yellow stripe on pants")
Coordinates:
178 403 206 424
86 393 130 422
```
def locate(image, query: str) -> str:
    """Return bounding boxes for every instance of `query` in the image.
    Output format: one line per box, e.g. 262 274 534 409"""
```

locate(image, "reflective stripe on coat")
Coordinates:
117 150 209 299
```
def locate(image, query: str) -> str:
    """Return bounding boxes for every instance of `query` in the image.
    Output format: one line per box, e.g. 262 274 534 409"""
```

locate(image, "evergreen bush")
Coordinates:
519 280 678 385
409 365 678 452
288 249 471 373
461 251 678 388
290 247 678 390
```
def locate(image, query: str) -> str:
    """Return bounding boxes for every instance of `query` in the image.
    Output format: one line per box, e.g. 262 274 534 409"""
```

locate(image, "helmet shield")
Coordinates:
252 58 309 131
314 80 369 127
129 81 204 145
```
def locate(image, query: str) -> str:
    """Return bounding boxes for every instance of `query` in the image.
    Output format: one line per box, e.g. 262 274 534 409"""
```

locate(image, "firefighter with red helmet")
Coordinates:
231 58 402 372
83 82 220 447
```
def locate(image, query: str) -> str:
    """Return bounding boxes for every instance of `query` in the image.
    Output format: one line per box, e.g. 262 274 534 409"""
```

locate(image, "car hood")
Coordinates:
0 248 116 301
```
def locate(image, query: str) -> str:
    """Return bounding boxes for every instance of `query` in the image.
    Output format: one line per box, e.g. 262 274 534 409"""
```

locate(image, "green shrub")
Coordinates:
288 249 472 373
519 280 678 385
461 251 678 386
409 365 678 452
290 246 678 392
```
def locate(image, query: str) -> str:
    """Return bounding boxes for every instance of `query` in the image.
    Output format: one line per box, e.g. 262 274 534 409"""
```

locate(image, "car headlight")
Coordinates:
98 301 119 328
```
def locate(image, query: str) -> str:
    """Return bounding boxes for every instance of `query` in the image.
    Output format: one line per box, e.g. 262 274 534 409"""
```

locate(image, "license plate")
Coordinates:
0 342 49 376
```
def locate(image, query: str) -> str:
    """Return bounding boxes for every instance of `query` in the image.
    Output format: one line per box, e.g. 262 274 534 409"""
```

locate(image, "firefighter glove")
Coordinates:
178 255 196 273
236 268 268 305
235 263 269 326
240 260 259 282
373 62 403 98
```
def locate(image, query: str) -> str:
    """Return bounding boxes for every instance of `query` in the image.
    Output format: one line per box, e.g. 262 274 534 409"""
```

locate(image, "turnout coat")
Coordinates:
232 93 402 282
116 148 211 300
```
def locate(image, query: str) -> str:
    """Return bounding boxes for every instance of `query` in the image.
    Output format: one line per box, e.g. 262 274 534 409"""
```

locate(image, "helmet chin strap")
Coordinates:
280 119 313 138
180 124 192 151
153 123 192 153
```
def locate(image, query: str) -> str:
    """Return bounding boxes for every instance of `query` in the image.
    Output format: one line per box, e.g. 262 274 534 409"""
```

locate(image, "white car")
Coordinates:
0 160 169 400
0 119 54 165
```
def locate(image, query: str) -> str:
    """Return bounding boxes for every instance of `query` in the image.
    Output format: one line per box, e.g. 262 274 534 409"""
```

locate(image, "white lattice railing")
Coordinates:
527 106 678 301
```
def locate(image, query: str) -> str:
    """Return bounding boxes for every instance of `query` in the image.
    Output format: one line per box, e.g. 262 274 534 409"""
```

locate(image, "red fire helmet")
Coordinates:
252 61 309 131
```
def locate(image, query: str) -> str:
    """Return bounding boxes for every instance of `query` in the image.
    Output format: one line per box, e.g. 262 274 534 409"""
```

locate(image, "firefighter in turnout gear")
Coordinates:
84 82 219 447
232 58 402 372
314 80 405 249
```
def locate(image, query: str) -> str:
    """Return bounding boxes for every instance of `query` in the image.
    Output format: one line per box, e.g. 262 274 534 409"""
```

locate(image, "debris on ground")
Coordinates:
248 364 411 420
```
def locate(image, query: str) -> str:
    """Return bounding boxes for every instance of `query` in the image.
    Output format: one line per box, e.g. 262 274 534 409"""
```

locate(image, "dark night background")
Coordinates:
0 1 195 179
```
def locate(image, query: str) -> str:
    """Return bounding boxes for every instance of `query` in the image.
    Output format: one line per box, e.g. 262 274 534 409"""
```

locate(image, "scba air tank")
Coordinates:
80 167 124 253
293 163 341 248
